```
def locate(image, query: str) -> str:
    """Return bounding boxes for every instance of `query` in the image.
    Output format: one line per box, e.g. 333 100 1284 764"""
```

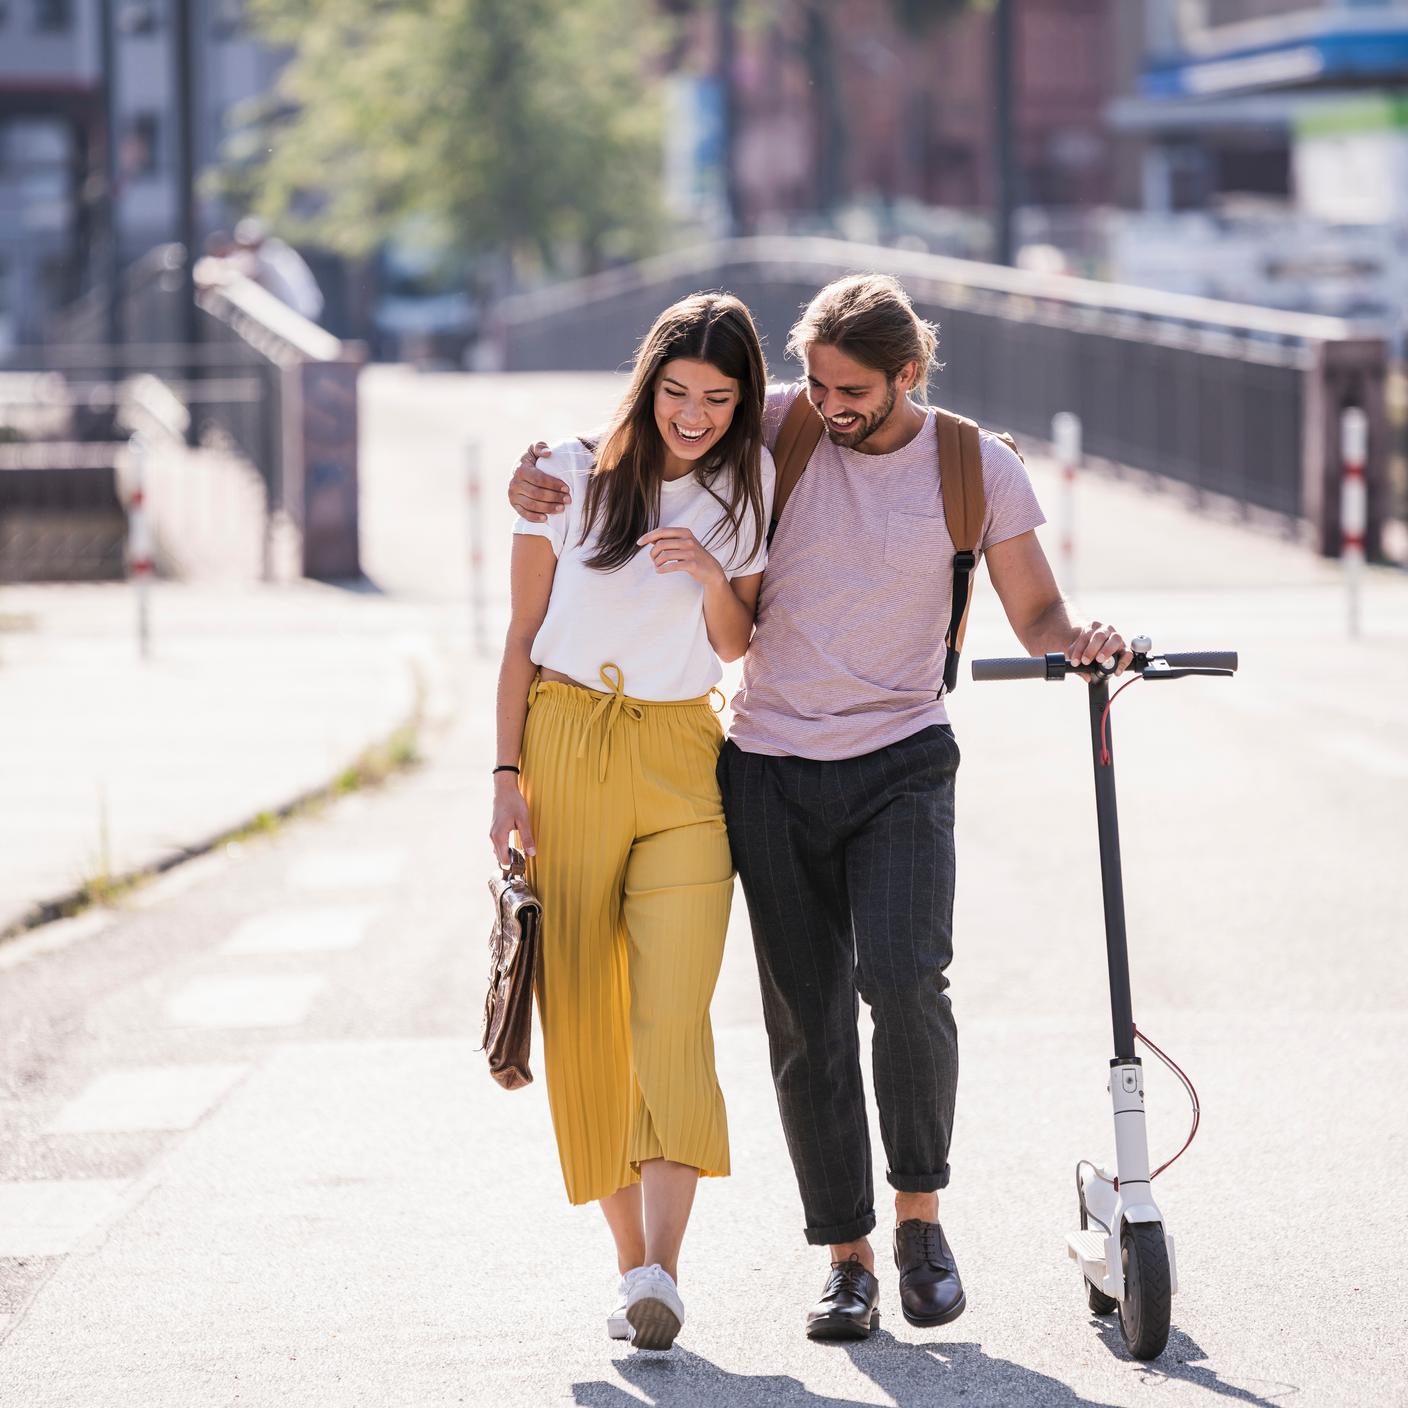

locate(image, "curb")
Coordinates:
0 694 427 947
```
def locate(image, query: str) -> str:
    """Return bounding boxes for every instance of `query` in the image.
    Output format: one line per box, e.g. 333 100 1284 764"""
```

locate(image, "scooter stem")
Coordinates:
1087 678 1136 1061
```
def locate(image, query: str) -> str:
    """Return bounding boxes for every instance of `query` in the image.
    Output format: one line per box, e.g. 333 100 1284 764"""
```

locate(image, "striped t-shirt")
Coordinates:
728 382 1046 761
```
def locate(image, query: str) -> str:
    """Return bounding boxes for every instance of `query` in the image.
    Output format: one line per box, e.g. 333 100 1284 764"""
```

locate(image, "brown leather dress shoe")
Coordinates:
805 1255 880 1341
893 1219 966 1327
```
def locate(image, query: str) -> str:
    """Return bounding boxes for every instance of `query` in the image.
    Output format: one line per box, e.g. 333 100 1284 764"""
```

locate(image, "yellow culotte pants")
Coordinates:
520 667 734 1206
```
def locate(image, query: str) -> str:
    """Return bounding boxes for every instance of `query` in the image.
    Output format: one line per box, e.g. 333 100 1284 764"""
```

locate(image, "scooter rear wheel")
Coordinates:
1118 1223 1171 1360
1086 1278 1118 1316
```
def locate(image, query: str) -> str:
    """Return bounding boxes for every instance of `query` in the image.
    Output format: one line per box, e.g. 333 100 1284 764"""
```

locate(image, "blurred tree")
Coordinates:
222 0 665 281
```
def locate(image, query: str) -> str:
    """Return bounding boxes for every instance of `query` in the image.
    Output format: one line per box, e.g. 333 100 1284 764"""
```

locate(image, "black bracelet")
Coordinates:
493 764 521 776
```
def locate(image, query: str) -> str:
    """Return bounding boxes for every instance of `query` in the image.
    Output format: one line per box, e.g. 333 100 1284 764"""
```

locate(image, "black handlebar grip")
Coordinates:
1160 651 1238 672
971 656 1048 682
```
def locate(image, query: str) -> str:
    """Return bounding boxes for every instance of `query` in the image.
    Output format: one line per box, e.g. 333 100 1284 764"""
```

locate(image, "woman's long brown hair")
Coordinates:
579 292 767 573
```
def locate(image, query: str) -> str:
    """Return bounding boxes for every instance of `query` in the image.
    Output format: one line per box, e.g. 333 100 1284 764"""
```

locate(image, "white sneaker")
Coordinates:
624 1263 685 1351
607 1275 631 1340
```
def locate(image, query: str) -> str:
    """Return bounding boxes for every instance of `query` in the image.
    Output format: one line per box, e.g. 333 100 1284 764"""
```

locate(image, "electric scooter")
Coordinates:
971 637 1237 1360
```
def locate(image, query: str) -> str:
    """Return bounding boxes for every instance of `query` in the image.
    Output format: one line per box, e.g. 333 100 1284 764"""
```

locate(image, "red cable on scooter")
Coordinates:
1135 1024 1202 1178
1099 675 1143 766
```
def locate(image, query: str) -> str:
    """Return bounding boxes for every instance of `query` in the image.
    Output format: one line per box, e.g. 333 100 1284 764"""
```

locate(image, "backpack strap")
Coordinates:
933 407 987 695
766 391 824 546
766 391 991 696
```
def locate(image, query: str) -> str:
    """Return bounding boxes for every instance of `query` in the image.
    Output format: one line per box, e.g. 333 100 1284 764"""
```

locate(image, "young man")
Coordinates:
509 274 1129 1340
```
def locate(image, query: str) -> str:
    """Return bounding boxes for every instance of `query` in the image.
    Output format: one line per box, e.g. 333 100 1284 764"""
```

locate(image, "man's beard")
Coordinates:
824 378 898 450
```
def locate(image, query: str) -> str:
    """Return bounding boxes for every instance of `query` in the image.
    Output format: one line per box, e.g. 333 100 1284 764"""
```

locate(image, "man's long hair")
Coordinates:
786 273 942 394
580 293 768 573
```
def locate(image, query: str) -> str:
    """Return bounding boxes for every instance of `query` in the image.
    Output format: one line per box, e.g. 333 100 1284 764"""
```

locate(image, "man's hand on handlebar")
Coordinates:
508 442 571 523
1065 622 1133 678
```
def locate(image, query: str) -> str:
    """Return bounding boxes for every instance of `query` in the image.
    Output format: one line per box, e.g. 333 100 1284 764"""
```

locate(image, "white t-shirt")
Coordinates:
514 438 775 701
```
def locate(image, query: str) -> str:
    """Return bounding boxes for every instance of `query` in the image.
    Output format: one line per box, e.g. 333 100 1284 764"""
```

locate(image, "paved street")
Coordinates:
1 369 1406 1406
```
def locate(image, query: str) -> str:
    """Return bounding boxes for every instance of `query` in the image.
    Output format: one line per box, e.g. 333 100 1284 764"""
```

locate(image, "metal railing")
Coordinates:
494 236 1390 558
38 245 286 511
22 244 364 581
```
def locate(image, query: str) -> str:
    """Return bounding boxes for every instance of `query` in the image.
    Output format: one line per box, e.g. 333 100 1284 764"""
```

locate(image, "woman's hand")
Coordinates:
637 527 726 587
490 777 536 865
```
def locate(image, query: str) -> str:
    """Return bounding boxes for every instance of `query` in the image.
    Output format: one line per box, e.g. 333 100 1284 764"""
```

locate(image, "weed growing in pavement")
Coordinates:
3 719 425 943
60 785 134 915
65 867 144 917
228 810 281 843
334 723 423 793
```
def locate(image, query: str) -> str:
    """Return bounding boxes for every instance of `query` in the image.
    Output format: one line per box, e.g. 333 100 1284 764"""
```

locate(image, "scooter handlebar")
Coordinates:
970 656 1051 682
1160 650 1238 672
970 648 1240 683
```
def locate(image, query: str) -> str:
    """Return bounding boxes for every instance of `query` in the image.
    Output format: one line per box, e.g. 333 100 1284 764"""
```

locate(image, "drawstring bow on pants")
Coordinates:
576 663 645 782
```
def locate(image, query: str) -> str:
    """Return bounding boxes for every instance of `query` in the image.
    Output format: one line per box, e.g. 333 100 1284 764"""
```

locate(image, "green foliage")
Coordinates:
230 0 666 270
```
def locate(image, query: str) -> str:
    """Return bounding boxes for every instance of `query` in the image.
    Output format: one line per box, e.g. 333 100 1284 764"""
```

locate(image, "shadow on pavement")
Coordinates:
1091 1321 1301 1404
573 1336 1127 1407
325 574 387 595
845 1334 1125 1407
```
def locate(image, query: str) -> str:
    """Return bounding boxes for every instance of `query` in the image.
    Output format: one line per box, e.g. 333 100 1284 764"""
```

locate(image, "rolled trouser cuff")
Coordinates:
803 1210 877 1247
887 1165 951 1194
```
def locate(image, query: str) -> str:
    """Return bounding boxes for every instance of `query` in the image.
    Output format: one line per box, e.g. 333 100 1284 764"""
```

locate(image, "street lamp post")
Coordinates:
172 0 200 445
993 0 1015 267
99 0 124 359
717 0 741 238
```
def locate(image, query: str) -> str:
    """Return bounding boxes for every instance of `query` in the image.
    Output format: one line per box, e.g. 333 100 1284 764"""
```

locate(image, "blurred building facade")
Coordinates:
1107 0 1408 317
1118 0 1408 215
0 0 284 348
666 0 1131 254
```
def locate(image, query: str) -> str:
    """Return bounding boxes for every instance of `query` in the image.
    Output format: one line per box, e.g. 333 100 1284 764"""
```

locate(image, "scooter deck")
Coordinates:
1067 1230 1105 1263
1067 1230 1113 1297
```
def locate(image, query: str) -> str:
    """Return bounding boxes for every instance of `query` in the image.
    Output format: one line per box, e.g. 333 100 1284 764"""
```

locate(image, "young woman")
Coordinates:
490 293 774 1351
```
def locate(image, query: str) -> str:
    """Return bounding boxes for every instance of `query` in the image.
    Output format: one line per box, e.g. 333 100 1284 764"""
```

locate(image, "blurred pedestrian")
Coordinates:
490 293 774 1350
232 216 324 323
509 273 1130 1342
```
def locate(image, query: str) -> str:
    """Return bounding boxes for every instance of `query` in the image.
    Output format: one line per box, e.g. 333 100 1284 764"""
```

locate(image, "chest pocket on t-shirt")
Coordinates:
884 511 948 574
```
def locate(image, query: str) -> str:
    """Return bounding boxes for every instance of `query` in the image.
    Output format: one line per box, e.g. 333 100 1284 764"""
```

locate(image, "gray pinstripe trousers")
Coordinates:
718 725 960 1246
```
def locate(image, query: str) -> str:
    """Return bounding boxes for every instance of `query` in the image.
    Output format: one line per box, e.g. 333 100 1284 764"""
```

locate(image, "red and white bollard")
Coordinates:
466 442 490 657
1052 411 1082 592
127 436 154 660
1340 406 1368 638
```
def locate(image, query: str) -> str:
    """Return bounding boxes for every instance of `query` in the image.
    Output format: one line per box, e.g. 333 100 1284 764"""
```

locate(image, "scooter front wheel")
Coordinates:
1119 1223 1171 1360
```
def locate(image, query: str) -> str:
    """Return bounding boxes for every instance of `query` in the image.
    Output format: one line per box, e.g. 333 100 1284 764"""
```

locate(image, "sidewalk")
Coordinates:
0 579 458 939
